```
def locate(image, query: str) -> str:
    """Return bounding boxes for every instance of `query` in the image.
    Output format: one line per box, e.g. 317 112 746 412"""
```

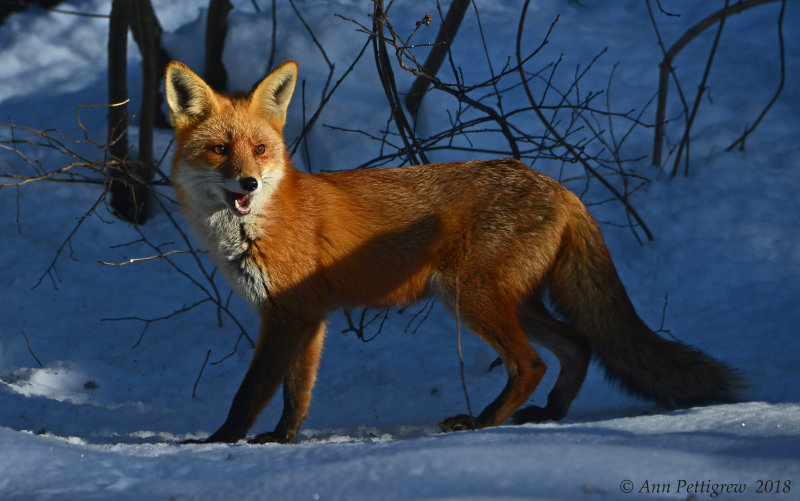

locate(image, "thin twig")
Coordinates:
98 249 198 267
406 0 470 114
726 0 786 152
404 298 436 334
22 331 43 368
649 0 780 167
654 0 681 17
341 308 389 342
32 191 106 290
654 293 683 343
289 38 371 157
192 349 212 398
671 0 730 178
102 298 214 349
454 268 474 419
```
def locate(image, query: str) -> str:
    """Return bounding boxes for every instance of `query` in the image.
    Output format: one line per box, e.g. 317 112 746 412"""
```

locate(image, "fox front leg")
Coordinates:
206 314 324 444
250 321 326 444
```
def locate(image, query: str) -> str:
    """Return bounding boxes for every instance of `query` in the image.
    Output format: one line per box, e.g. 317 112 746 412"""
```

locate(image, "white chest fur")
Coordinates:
185 206 270 311
174 161 273 310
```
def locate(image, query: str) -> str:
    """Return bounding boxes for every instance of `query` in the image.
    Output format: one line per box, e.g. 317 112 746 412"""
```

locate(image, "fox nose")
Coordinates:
240 177 259 192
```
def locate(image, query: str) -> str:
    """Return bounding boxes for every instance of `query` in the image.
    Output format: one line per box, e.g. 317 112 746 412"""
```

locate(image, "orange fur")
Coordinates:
165 61 741 444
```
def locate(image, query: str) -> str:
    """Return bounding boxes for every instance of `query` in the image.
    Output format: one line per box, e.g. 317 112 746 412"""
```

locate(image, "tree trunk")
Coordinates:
108 0 143 223
405 0 470 115
108 0 156 224
205 0 232 92
128 0 171 129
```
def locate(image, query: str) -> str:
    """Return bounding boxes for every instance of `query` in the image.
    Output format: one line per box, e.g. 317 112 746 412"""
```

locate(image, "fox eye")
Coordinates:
254 144 266 155
210 144 228 156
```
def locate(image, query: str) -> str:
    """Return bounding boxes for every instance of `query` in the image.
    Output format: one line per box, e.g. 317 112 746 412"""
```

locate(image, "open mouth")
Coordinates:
226 191 253 216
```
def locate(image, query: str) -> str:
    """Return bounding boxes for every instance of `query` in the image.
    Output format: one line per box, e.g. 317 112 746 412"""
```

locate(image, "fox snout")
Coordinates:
225 176 262 216
240 177 259 193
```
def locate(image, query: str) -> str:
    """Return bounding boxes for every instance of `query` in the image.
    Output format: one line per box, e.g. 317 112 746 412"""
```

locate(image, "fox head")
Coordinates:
165 61 297 217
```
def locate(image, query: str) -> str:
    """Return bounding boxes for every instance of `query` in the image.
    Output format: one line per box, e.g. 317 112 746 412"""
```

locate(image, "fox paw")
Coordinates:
512 405 563 424
180 434 243 445
438 414 477 432
249 431 293 444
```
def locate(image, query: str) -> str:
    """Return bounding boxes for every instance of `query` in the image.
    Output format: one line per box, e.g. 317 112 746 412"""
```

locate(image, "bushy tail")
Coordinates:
547 202 742 408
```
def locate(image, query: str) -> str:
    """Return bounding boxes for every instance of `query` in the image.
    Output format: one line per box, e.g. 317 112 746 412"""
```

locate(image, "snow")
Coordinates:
1 403 798 500
1 0 799 499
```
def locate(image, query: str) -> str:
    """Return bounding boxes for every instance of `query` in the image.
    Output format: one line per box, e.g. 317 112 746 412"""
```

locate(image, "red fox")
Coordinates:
165 60 741 444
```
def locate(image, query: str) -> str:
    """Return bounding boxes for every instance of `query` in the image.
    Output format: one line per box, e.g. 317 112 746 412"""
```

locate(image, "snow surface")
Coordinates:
1 0 799 499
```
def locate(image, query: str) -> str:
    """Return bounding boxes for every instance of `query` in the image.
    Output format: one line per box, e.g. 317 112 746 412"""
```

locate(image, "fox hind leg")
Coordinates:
514 300 591 423
439 288 547 432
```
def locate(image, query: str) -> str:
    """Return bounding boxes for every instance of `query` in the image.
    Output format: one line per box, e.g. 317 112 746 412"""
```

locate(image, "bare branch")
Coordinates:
192 349 212 398
98 249 199 267
32 191 106 290
649 0 782 167
406 0 470 114
371 0 430 165
670 0 730 178
515 0 653 241
22 331 44 368
341 308 390 342
455 268 474 419
102 298 214 349
726 0 786 152
289 38 371 161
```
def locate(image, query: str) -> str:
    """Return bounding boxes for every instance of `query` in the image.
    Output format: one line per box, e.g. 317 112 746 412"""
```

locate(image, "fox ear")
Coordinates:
165 61 216 126
249 60 297 129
